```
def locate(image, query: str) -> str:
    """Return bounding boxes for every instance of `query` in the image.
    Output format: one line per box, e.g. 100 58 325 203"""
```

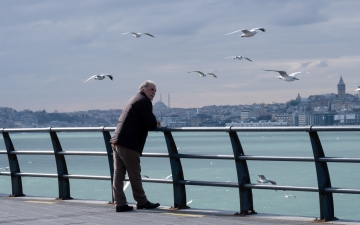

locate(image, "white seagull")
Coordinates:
355 86 360 92
83 74 113 83
123 181 130 191
284 194 296 198
225 27 265 37
257 174 276 185
262 70 306 82
188 71 217 78
121 32 155 38
224 55 252 61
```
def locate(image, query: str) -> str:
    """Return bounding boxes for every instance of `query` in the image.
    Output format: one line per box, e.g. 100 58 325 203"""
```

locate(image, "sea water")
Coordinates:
0 130 360 220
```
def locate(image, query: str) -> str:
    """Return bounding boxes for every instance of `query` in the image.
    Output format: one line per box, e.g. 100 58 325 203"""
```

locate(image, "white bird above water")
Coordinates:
284 194 296 198
224 55 252 61
83 74 113 83
188 71 217 78
257 174 276 185
123 181 130 191
262 70 307 82
121 32 155 38
355 86 360 91
225 27 265 37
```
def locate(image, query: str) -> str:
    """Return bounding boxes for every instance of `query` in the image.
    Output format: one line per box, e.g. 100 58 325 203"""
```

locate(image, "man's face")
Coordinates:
143 83 156 101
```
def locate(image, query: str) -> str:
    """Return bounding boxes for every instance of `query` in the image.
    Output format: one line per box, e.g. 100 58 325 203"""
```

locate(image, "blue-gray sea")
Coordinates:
1 130 360 221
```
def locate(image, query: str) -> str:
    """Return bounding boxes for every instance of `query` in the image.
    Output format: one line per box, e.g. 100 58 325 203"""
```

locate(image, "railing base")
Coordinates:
9 194 26 197
170 205 191 210
234 210 257 216
314 217 338 222
55 197 73 200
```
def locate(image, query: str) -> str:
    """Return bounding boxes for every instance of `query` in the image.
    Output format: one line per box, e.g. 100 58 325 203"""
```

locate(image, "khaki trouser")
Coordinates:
112 144 148 206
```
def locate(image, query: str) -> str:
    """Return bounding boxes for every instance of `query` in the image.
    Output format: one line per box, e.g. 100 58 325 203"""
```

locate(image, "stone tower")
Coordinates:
337 76 345 99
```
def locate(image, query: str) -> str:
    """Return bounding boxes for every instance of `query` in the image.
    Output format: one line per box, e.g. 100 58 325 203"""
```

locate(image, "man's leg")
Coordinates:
118 146 148 205
112 145 127 206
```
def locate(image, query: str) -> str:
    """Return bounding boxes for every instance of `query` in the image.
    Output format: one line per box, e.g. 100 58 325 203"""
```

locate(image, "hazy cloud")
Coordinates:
316 60 329 68
301 61 312 68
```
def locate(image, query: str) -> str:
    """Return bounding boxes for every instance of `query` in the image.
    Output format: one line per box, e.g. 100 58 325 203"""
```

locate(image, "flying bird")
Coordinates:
355 86 360 92
187 71 217 78
123 181 130 191
121 32 155 38
224 55 252 61
262 70 307 82
83 74 113 83
284 194 296 198
225 27 265 37
257 174 276 185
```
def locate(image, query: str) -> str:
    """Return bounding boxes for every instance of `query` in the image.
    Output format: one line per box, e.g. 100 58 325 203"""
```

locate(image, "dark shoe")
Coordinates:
116 204 134 212
136 201 160 209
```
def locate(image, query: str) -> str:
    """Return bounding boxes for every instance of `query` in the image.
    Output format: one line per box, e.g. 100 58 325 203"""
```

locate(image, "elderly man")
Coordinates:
110 80 160 212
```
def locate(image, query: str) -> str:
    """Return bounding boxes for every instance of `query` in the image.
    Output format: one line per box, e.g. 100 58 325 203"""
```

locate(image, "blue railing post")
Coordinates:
308 129 336 221
2 132 25 197
49 131 72 200
228 130 255 215
163 130 188 209
102 129 114 203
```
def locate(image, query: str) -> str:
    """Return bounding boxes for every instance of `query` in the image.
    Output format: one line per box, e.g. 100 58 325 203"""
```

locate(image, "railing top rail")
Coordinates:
1 125 360 133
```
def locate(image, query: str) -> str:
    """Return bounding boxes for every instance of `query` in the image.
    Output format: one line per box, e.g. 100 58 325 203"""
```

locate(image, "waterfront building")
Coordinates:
337 76 346 99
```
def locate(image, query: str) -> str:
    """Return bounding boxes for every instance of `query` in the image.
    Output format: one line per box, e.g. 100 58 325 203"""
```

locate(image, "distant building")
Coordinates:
337 76 346 99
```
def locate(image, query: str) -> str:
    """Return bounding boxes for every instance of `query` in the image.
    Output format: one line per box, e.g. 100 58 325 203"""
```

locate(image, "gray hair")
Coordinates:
138 80 156 92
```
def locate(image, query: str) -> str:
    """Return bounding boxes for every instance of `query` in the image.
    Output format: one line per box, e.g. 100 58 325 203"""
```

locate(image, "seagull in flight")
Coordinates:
355 86 360 92
257 174 276 185
121 32 155 38
262 70 307 82
224 55 252 61
123 181 130 191
284 194 296 198
83 74 113 83
225 27 265 37
188 71 217 78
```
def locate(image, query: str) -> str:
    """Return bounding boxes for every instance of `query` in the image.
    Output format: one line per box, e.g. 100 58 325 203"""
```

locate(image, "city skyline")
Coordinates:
1 1 360 112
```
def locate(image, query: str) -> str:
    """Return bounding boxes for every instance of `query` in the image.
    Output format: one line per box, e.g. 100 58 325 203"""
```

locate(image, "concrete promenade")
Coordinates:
1 195 360 225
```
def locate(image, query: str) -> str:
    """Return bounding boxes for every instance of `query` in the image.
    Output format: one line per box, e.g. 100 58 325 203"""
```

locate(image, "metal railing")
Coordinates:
1 126 360 222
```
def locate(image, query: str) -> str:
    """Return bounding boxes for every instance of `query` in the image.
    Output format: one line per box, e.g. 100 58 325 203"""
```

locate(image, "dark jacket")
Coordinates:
110 92 157 154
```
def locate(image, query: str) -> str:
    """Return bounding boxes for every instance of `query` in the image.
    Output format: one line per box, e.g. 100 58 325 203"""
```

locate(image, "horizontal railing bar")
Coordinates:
310 126 360 131
243 184 318 192
324 187 360 194
230 127 311 132
141 178 173 184
159 127 232 132
50 127 108 132
142 153 169 157
172 153 234 160
0 172 10 176
238 156 314 162
317 157 360 163
2 126 360 133
57 151 107 156
13 172 58 178
0 150 6 154
62 174 111 180
9 151 54 155
175 179 239 187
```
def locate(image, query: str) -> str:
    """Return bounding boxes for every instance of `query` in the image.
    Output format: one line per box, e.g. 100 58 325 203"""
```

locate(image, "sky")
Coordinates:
1 0 360 112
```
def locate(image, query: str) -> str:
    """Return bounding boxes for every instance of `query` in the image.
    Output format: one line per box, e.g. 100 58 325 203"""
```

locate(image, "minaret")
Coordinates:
168 93 170 108
337 76 345 99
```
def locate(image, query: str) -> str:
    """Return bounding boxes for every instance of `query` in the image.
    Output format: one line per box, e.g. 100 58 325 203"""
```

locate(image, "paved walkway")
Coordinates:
1 196 360 225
